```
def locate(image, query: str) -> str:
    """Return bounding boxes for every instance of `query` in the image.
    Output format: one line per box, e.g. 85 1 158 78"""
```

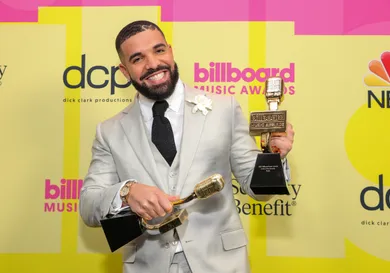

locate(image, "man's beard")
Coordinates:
130 63 179 101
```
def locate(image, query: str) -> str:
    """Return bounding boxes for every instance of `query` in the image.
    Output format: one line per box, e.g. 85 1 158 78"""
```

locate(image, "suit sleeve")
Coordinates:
79 122 126 227
229 96 290 201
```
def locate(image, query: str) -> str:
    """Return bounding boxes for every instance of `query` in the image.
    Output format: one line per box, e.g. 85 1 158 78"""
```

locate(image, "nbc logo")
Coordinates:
364 51 390 86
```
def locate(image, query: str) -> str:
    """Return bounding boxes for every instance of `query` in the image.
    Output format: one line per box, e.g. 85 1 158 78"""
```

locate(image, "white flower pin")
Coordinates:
186 94 212 115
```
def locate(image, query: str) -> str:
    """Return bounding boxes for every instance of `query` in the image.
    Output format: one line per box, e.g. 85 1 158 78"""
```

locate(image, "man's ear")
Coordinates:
118 63 131 82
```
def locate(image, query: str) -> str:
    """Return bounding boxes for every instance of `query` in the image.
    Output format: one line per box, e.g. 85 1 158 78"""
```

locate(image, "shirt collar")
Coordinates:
138 78 184 122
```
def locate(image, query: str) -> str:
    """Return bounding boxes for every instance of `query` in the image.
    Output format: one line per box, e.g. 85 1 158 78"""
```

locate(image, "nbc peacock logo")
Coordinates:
364 51 390 86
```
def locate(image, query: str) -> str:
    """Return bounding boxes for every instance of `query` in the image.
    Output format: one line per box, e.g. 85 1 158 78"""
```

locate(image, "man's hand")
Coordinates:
269 123 295 158
126 184 179 220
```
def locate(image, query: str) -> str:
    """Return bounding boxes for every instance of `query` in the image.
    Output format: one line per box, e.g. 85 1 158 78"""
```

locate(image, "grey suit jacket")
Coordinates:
80 85 271 273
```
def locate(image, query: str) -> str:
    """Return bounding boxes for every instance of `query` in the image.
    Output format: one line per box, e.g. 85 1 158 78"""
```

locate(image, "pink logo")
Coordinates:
193 62 296 95
194 62 295 83
44 179 83 212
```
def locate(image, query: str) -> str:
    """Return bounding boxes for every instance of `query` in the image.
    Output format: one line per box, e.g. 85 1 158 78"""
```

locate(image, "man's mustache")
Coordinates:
140 65 171 81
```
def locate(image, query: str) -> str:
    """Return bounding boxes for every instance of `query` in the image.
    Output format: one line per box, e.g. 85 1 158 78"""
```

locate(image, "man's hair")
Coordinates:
115 20 166 59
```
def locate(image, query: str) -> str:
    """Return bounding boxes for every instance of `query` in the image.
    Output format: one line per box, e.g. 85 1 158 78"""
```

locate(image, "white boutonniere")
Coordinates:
186 94 213 115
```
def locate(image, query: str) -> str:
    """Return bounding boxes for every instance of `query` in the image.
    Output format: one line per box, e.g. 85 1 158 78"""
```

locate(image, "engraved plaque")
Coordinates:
249 110 287 135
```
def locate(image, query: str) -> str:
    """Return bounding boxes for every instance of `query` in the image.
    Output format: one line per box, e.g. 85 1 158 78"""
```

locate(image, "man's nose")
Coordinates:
145 56 159 69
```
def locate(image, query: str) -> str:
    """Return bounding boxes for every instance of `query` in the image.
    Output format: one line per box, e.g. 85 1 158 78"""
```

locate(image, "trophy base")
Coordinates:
100 209 144 252
250 153 290 195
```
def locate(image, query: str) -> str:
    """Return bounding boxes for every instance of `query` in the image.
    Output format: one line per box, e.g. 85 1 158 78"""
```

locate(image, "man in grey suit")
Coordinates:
79 20 295 273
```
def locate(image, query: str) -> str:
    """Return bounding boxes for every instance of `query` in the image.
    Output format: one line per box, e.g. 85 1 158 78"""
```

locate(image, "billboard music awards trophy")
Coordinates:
100 174 225 252
249 76 290 195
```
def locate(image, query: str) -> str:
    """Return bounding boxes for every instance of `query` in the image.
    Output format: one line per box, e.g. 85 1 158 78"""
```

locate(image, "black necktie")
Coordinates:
152 100 177 166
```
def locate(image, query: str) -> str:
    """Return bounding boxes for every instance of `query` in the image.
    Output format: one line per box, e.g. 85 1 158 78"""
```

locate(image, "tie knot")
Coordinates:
152 100 169 117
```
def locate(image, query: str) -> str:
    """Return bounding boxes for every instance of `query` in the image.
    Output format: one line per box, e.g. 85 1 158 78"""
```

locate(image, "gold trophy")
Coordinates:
100 174 225 252
142 174 225 233
249 76 290 195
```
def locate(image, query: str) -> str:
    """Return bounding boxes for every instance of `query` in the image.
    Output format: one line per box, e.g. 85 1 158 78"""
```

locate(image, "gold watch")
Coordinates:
120 181 136 204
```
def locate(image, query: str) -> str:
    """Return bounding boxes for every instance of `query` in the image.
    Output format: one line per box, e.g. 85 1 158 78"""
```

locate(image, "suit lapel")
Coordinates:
176 86 207 195
119 96 166 191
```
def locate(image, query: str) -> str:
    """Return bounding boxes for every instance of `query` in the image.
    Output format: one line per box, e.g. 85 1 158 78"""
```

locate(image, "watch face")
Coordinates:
120 186 129 197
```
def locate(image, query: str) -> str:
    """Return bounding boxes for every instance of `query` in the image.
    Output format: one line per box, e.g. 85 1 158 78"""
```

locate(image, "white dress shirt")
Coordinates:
138 79 185 151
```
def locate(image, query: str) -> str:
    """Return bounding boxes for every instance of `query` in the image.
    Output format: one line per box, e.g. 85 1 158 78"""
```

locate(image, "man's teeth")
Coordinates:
148 72 164 81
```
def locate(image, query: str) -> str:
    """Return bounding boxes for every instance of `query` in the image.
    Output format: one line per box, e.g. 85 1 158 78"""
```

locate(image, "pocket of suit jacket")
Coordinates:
220 228 248 251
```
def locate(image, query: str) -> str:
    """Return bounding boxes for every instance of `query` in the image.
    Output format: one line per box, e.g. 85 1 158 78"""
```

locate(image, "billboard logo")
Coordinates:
195 62 295 83
0 65 7 86
193 62 296 95
44 178 83 212
364 51 390 87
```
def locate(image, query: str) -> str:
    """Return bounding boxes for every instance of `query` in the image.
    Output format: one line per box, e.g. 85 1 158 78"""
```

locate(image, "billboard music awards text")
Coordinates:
193 62 296 95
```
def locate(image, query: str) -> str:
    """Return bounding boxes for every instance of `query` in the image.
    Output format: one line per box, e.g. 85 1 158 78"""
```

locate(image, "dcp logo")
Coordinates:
63 54 131 95
360 174 390 210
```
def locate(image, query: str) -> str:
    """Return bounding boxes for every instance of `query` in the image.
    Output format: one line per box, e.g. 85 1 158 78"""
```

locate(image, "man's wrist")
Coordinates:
119 181 137 205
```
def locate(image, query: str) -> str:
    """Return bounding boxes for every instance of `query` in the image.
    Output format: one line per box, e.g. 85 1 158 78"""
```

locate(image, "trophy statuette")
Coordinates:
249 76 290 195
100 174 225 252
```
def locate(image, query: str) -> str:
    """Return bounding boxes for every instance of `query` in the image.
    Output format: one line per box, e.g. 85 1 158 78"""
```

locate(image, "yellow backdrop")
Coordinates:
1 3 389 273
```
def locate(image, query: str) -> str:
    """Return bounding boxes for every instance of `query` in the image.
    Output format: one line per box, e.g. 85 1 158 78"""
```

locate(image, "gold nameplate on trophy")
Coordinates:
249 111 287 134
157 209 189 234
141 207 189 234
249 77 290 195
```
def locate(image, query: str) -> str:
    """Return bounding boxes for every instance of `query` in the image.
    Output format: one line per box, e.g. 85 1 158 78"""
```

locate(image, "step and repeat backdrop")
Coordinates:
1 1 389 272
